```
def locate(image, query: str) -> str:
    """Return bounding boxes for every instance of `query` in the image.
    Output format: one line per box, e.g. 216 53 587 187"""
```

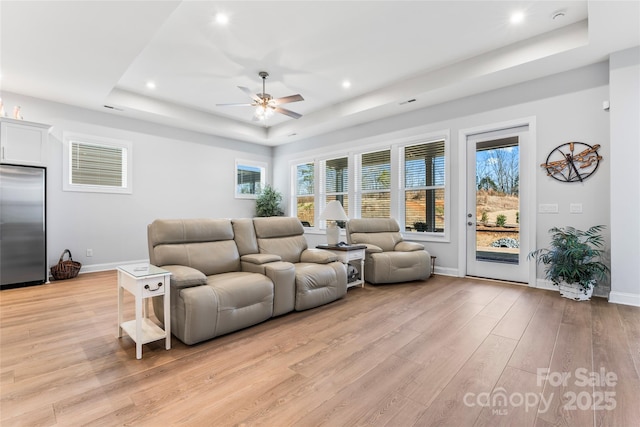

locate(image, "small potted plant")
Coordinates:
255 185 284 217
528 225 609 301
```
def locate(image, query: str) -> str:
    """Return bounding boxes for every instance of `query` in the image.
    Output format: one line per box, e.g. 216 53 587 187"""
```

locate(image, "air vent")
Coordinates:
399 99 417 105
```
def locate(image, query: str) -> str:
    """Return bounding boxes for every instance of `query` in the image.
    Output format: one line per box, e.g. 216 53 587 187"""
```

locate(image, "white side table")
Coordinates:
117 264 171 359
317 244 367 288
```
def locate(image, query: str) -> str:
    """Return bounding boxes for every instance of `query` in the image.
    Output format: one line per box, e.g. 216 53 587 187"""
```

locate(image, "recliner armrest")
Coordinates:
394 241 425 252
363 244 383 254
162 265 207 290
241 253 282 265
300 248 338 264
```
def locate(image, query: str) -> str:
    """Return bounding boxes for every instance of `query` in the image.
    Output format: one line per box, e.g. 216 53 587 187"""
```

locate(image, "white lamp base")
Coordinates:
326 225 340 245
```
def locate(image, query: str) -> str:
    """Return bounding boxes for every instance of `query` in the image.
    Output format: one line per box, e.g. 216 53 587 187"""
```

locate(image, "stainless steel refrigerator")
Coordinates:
0 164 47 288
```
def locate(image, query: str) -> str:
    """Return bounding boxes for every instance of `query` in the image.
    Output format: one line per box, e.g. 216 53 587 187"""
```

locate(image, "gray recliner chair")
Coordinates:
346 218 431 284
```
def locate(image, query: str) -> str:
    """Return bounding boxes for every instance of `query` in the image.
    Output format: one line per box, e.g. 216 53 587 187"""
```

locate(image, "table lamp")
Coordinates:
319 200 349 245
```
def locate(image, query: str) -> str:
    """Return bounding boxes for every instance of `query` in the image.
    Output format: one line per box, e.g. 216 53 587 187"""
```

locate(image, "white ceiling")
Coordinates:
1 1 638 146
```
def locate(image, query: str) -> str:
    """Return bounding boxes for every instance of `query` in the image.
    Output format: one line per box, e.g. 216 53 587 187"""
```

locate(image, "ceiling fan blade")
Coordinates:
216 103 254 107
274 106 302 119
238 86 261 102
273 94 304 104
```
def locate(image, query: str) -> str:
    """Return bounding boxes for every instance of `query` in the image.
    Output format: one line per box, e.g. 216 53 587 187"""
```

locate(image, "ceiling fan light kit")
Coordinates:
218 71 304 123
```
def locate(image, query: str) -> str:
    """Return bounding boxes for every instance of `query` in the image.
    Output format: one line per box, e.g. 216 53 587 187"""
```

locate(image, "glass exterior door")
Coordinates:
466 128 529 283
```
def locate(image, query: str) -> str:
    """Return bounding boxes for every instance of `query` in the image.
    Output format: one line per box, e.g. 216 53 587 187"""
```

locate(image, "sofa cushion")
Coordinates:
150 218 234 244
293 262 347 311
149 219 241 276
232 218 259 255
347 218 403 251
253 217 304 238
207 272 274 336
154 241 240 276
367 251 430 284
253 217 309 263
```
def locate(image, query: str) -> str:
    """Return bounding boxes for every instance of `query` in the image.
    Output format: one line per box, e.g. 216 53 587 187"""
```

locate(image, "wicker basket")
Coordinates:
50 249 82 280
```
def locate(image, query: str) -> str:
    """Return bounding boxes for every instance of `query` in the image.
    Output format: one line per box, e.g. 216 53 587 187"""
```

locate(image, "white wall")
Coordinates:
273 62 612 289
609 47 640 307
1 92 272 273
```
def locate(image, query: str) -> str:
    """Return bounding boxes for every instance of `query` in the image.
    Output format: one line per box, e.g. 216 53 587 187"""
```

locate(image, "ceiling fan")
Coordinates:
217 71 304 121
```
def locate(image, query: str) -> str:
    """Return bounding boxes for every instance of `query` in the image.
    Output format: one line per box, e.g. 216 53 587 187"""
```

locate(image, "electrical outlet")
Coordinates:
86 249 93 257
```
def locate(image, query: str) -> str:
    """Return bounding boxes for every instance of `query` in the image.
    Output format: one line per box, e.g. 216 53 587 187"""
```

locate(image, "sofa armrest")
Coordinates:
363 244 383 254
241 253 282 265
300 248 338 264
394 241 425 252
263 261 296 316
162 265 207 290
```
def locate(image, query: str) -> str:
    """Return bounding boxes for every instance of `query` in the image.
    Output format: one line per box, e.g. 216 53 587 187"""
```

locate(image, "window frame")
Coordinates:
289 129 450 242
62 132 132 194
235 159 267 199
357 148 392 219
292 161 316 227
398 137 448 239
320 156 350 228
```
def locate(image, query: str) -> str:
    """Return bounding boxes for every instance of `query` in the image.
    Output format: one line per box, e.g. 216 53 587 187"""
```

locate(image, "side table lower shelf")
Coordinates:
120 318 167 345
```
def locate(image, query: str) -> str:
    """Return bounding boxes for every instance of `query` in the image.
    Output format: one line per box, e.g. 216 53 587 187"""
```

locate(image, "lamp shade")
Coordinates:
319 200 348 221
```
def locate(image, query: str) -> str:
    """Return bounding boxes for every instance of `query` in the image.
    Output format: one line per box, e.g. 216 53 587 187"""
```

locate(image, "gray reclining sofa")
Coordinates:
147 217 347 345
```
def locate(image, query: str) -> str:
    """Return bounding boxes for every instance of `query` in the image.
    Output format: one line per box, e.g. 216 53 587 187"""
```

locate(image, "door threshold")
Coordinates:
465 275 528 286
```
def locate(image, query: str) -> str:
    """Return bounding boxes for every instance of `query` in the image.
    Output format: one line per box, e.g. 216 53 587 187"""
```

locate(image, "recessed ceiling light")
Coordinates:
342 80 351 89
551 9 567 20
215 13 229 25
146 81 156 90
510 11 525 25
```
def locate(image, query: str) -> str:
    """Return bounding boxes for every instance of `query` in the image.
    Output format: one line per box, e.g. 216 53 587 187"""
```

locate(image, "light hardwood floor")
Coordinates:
1 272 639 426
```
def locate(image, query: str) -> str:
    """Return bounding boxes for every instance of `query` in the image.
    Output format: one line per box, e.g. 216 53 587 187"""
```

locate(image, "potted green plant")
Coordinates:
255 185 284 217
528 225 609 301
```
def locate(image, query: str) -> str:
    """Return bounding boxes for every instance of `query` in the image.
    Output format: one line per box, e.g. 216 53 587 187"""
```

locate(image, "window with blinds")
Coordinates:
324 157 349 224
63 133 132 194
403 140 445 232
361 149 390 218
289 131 449 240
295 162 315 226
235 160 266 199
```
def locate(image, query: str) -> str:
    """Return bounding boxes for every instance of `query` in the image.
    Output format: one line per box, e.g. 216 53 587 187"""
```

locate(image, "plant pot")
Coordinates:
558 281 594 301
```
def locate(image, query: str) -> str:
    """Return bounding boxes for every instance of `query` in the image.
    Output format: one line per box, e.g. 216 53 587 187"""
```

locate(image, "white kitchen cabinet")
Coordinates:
0 118 50 167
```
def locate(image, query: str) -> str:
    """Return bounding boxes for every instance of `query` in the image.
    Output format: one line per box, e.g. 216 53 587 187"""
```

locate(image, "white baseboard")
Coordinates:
608 291 640 307
434 266 458 277
76 259 150 275
530 279 557 291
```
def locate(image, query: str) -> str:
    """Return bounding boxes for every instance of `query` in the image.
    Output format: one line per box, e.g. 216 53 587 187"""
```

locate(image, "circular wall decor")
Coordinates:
541 142 602 182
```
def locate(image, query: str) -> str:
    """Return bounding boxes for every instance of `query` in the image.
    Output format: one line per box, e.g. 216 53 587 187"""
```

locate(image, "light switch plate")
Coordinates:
570 203 583 214
539 203 559 213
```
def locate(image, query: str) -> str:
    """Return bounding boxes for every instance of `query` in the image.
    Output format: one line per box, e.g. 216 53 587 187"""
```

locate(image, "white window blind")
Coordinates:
403 140 445 232
325 157 349 217
71 142 125 187
361 149 390 218
63 133 132 194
